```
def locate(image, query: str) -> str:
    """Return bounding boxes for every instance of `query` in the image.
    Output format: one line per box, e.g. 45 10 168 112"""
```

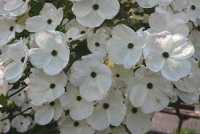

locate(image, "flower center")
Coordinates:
50 83 56 89
74 121 79 127
131 108 138 114
47 19 52 24
162 52 169 58
21 57 25 63
147 83 153 89
191 5 196 10
116 74 120 78
103 103 109 109
128 43 134 49
76 96 82 101
9 26 14 31
93 4 99 10
81 31 85 34
51 50 57 56
95 42 100 47
50 102 55 106
91 72 97 78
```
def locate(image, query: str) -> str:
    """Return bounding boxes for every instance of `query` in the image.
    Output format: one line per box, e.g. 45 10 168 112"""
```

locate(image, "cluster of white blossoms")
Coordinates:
0 0 200 134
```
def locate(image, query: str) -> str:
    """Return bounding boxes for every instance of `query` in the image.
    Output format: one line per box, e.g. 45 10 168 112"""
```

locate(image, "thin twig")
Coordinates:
7 85 27 98
0 107 32 121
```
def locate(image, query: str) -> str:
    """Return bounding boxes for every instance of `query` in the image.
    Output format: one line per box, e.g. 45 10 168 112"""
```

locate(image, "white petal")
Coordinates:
43 85 65 102
44 57 67 75
0 26 10 38
188 30 200 60
4 61 24 83
96 0 120 19
10 1 28 16
136 0 157 8
123 47 142 69
96 74 112 95
26 16 47 32
170 34 194 60
70 100 94 120
172 0 188 11
40 3 57 18
107 38 127 65
29 73 50 92
126 110 152 134
76 11 104 28
29 48 52 69
67 27 79 39
107 104 126 126
80 78 105 102
145 55 165 72
70 60 90 86
149 11 170 31
59 92 77 110
87 109 109 131
161 59 191 81
35 105 54 125
52 8 63 25
53 103 63 120
4 0 23 10
128 79 149 107
166 18 189 36
28 91 46 105
178 91 199 104
72 0 94 17
141 91 169 113
111 24 136 42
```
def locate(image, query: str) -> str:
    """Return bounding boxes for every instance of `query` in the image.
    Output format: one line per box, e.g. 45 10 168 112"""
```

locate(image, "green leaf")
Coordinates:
28 0 45 17
0 94 7 113
0 94 7 106
73 40 91 59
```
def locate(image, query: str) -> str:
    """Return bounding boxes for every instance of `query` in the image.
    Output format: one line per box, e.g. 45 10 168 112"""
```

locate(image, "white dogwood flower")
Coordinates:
70 52 113 102
11 115 32 133
4 40 28 83
86 89 126 130
28 69 67 105
60 84 94 120
0 16 23 46
127 67 173 113
34 101 63 125
58 117 95 134
185 0 200 23
87 27 110 54
107 24 147 69
125 103 153 134
143 31 194 81
2 119 10 133
26 3 63 32
64 27 85 43
148 7 190 36
8 86 26 107
188 30 200 60
2 0 30 16
29 31 70 75
72 0 120 28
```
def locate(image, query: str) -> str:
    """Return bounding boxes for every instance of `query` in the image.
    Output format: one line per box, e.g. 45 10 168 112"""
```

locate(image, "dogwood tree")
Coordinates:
0 0 200 134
